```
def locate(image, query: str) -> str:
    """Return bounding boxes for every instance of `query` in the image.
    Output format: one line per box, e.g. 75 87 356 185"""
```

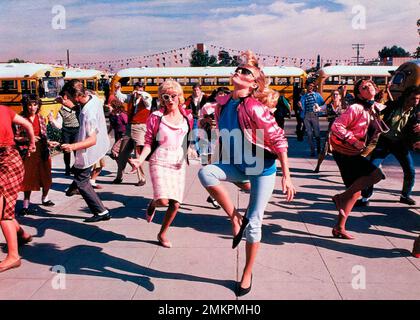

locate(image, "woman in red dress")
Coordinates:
15 95 59 215
0 105 35 272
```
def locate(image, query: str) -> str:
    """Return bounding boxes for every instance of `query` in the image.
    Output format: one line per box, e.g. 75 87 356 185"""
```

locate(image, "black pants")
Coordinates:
69 166 107 215
62 127 79 172
116 135 136 179
295 115 305 141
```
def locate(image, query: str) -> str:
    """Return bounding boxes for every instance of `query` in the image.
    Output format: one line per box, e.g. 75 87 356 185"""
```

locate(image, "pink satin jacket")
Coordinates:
214 94 288 157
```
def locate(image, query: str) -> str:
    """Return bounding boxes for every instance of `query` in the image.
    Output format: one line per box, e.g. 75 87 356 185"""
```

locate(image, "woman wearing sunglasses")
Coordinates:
198 51 296 296
129 79 193 248
329 79 387 239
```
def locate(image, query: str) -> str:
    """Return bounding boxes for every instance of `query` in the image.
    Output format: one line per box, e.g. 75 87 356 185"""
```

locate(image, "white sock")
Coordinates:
90 179 97 186
97 210 109 216
23 200 30 208
42 196 49 203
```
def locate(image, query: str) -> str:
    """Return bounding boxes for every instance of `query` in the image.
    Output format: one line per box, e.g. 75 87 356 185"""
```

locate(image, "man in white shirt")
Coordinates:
61 80 111 223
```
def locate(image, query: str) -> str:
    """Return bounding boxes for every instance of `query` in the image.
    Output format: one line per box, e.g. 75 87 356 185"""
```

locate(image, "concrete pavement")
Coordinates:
1 120 419 300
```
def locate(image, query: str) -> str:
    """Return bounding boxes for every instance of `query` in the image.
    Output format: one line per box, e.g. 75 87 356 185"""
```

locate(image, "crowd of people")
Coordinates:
0 51 419 296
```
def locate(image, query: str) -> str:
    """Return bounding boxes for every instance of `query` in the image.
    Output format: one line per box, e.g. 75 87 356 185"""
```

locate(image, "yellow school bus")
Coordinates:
316 65 398 102
0 63 64 117
63 68 109 99
110 66 307 106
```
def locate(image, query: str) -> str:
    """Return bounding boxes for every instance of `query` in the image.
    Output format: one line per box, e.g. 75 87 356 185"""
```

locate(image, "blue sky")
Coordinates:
0 0 418 64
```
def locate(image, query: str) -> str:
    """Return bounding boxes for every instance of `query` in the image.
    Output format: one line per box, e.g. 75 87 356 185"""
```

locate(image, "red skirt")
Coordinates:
0 147 24 220
21 140 52 192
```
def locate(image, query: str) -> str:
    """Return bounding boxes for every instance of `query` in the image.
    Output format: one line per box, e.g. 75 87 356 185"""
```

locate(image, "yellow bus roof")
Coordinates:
319 65 398 77
0 63 63 79
114 66 306 78
64 68 105 79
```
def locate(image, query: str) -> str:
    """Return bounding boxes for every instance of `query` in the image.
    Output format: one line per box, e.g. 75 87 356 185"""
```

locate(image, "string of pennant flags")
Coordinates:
58 43 374 72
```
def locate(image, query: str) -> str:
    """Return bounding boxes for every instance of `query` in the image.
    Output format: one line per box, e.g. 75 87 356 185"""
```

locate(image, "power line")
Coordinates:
352 43 365 65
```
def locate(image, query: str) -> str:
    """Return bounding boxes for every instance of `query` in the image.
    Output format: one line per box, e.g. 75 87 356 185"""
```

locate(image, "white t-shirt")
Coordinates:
74 95 110 169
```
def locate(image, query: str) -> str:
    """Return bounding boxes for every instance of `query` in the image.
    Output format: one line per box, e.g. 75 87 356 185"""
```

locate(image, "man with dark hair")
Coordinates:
61 80 111 223
185 84 208 156
299 82 325 156
112 82 152 185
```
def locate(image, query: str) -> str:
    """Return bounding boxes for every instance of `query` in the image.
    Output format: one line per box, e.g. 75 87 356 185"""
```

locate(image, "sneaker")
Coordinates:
355 199 369 207
400 196 416 205
92 184 103 190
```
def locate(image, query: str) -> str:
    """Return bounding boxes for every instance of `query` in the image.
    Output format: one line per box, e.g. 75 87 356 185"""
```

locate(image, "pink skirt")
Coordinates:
149 146 186 203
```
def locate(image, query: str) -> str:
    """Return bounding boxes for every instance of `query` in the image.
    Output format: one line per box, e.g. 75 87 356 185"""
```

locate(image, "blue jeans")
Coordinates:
362 138 415 198
198 163 276 243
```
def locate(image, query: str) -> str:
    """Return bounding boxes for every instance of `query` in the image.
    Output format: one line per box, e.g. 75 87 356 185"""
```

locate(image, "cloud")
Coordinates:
0 0 417 64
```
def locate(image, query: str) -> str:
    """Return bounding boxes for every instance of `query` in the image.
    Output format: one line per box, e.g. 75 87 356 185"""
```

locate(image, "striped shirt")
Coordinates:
304 93 317 113
59 106 79 128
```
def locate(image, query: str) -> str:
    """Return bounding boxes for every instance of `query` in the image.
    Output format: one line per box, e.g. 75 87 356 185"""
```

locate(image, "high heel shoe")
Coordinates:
332 228 355 240
232 216 249 249
157 234 172 248
237 274 253 297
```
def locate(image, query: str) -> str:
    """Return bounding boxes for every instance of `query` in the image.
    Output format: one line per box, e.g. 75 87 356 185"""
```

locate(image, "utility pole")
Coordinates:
352 43 365 65
67 49 70 67
56 59 65 65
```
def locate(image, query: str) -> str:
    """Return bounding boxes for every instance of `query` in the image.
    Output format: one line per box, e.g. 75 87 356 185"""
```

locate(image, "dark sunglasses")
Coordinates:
235 67 254 77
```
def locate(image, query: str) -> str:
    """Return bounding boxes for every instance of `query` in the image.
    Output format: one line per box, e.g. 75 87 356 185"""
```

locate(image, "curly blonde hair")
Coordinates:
158 79 185 106
240 50 279 109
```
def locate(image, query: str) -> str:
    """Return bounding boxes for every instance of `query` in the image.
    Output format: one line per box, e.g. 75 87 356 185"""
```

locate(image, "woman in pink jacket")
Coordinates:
329 79 386 240
129 79 193 248
198 51 296 296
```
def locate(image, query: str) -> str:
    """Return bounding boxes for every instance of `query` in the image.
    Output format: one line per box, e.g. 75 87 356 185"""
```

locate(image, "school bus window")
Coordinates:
1 80 18 92
86 80 95 91
372 77 386 85
130 78 141 85
186 78 199 86
342 76 355 85
276 77 290 85
217 77 230 86
325 76 340 85
21 80 34 94
202 78 215 86
42 77 59 98
174 78 186 85
146 78 156 86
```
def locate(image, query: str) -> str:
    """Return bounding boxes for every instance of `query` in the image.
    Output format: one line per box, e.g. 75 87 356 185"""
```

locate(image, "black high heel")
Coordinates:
232 216 249 249
237 274 253 297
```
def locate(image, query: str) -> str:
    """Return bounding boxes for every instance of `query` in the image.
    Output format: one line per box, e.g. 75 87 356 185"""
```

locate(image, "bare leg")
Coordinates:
135 146 146 183
158 200 180 244
0 197 20 267
240 242 260 288
314 139 329 173
206 185 245 236
339 168 383 202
